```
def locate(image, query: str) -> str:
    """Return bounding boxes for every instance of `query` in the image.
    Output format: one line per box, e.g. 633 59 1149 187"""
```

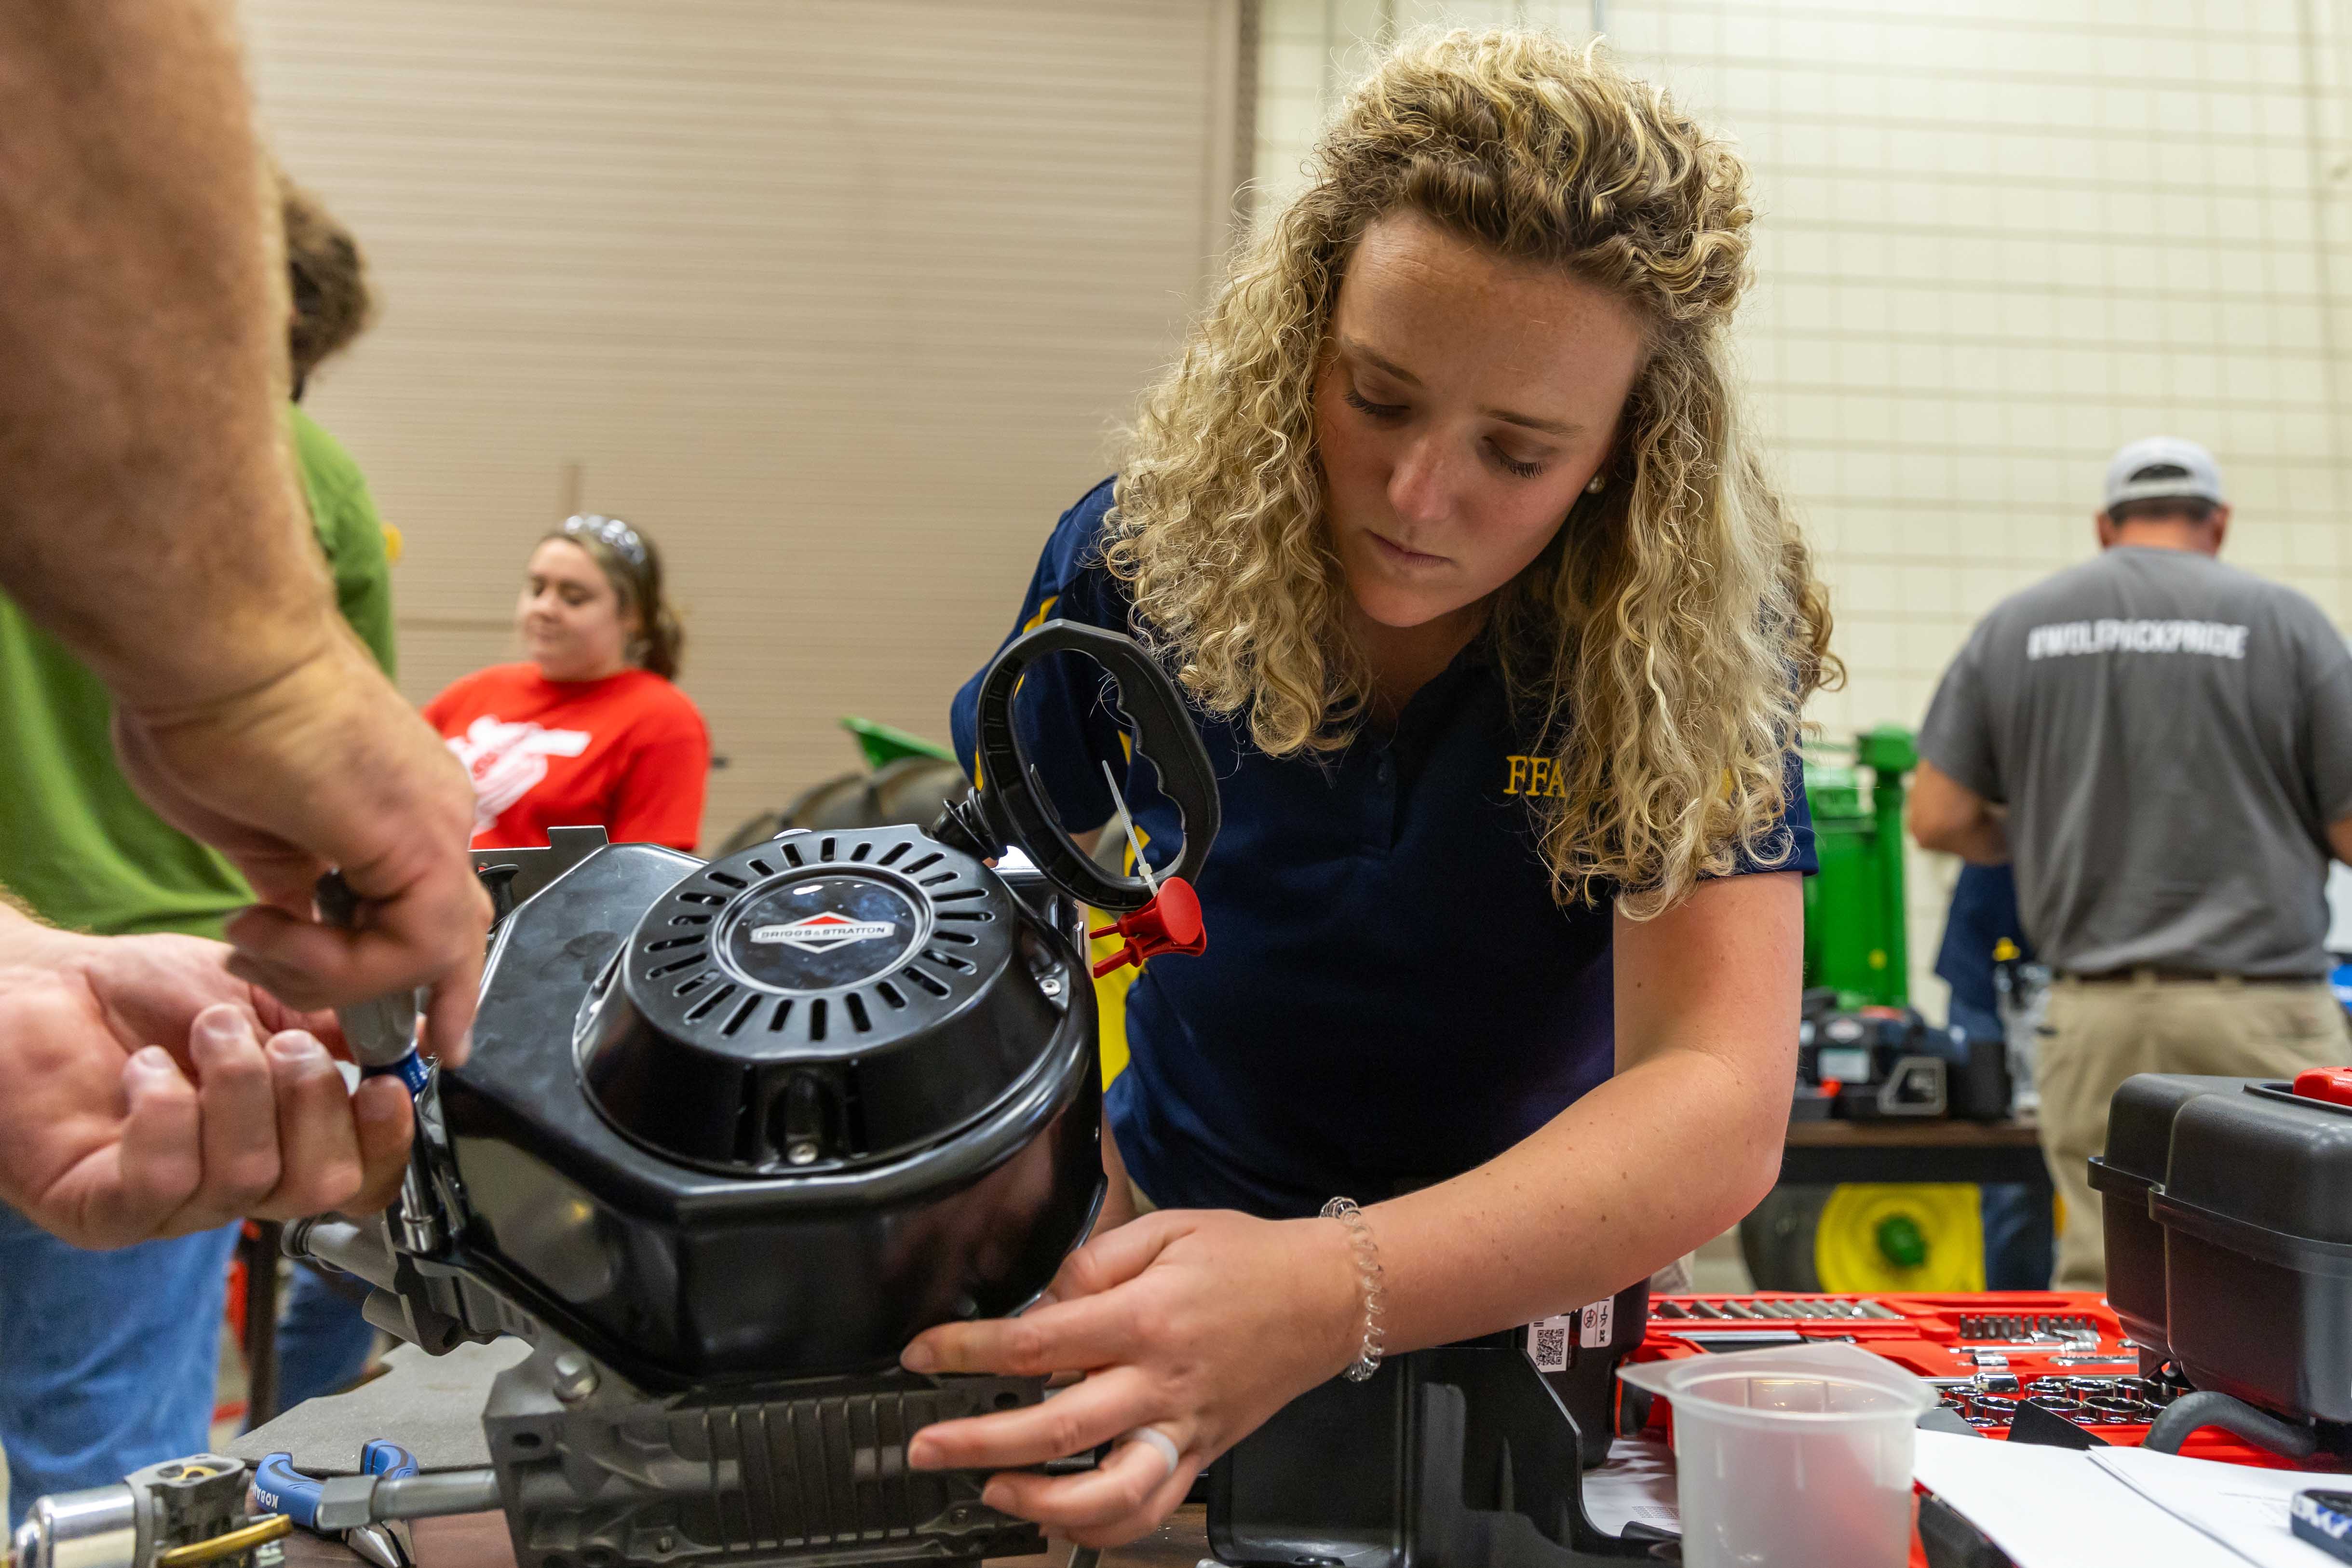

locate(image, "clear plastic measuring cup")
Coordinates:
1618 1340 1934 1568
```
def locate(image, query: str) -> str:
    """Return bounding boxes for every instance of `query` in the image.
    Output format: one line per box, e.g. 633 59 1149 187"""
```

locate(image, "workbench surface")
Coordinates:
282 1511 1208 1568
1780 1113 2050 1187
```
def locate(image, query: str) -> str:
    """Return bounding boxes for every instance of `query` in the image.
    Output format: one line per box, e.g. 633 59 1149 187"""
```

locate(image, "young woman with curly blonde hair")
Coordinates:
912 29 1834 1542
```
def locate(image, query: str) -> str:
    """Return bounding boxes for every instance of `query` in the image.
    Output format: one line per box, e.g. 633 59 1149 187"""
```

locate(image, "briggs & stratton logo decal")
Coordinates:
749 913 900 953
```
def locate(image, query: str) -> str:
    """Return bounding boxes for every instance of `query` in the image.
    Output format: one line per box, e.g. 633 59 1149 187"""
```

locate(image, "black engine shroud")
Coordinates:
434 825 1104 1389
285 622 1222 1568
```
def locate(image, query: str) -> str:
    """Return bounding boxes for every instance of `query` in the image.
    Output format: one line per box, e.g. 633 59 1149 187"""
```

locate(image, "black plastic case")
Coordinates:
2086 1073 2229 1364
1206 1340 1661 1568
2091 1074 2352 1422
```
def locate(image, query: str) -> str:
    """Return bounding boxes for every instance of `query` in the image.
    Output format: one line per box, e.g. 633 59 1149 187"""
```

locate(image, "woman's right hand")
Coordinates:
902 1207 1364 1546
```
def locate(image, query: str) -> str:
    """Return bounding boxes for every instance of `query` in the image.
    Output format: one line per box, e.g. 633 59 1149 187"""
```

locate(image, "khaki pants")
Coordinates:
2040 974 2348 1290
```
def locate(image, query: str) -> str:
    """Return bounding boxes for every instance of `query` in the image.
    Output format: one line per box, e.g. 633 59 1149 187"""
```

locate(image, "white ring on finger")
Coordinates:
1118 1424 1181 1483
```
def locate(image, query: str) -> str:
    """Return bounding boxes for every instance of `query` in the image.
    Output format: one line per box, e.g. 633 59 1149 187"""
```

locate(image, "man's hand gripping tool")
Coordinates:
311 873 428 1095
313 872 440 1255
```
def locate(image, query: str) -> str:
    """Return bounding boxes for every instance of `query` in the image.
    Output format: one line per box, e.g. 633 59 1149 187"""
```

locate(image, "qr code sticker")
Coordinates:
1526 1315 1575 1372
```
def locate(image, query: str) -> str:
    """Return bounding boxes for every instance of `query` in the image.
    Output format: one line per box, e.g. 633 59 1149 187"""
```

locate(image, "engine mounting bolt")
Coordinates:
551 1352 599 1404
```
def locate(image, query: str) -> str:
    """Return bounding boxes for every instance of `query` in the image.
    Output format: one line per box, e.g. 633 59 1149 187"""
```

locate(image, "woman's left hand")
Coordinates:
901 1207 1363 1546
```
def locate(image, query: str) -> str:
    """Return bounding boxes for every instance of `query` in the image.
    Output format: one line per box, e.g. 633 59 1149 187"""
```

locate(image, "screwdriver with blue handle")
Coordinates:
312 873 428 1095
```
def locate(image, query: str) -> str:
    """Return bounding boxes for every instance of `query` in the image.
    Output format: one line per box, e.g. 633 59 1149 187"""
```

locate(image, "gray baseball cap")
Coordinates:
2104 436 2225 511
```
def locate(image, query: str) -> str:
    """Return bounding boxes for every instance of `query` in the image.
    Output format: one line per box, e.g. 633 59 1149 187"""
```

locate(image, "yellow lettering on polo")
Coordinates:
1504 754 1571 798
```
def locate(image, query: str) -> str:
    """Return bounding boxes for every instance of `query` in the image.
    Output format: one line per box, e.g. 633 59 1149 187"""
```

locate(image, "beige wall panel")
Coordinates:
242 0 1234 848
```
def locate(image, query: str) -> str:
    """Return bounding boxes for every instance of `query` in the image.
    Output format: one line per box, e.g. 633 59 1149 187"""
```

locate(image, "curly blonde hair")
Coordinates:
1105 28 1836 917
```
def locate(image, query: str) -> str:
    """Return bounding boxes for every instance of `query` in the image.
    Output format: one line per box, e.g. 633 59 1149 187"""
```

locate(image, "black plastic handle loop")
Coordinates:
964 620 1218 914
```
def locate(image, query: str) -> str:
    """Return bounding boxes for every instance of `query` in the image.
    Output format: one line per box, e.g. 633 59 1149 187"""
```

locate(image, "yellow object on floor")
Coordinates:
1815 1182 1987 1293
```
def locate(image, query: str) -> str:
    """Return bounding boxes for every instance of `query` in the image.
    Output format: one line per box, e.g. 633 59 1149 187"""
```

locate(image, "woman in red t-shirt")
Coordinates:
424 514 710 851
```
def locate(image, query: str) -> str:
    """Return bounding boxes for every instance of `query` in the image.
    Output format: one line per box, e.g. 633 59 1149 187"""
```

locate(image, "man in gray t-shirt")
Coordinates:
1912 436 2352 1288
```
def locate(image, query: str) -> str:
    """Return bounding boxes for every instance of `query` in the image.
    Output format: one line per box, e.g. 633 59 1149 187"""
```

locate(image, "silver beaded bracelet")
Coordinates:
1321 1195 1387 1382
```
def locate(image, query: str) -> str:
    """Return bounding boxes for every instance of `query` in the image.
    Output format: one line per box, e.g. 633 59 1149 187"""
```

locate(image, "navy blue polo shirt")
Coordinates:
951 480 1816 1219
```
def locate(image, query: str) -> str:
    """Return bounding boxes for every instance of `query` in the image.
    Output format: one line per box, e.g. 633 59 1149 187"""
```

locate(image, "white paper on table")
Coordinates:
2091 1445 2352 1566
1912 1432 2246 1568
1582 1436 1678 1537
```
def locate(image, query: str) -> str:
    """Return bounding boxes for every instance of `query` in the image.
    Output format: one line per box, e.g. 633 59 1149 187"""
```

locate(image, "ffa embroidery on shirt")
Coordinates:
446 716 592 833
1503 755 1569 797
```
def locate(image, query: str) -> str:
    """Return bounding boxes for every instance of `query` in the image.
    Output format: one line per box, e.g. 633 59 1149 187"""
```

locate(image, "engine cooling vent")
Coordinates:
577 827 1063 1176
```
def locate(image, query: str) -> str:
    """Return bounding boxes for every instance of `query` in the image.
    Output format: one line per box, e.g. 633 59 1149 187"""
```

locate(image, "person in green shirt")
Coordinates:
0 170 402 1525
0 407 395 937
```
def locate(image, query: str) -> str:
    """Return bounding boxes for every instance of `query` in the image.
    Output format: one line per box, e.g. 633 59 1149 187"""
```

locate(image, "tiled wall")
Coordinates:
1257 0 2352 1009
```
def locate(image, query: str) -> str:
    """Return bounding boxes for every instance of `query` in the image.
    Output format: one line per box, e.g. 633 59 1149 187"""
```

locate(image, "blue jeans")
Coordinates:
275 1263 378 1410
1948 1001 2056 1290
0 1205 237 1529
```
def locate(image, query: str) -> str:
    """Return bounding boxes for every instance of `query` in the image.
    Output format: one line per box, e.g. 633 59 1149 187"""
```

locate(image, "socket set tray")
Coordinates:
1633 1291 2285 1464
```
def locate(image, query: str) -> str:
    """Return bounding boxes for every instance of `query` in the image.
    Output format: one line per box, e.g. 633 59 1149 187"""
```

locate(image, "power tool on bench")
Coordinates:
13 622 1218 1568
1792 995 2010 1123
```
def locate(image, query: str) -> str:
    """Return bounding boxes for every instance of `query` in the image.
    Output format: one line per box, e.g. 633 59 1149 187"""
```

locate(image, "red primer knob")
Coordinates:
2293 1066 2352 1107
1088 877 1206 978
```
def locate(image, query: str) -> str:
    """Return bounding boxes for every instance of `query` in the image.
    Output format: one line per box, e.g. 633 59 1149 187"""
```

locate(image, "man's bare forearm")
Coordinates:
1913 809 2010 865
1907 761 2012 867
0 0 338 712
1943 817 2010 865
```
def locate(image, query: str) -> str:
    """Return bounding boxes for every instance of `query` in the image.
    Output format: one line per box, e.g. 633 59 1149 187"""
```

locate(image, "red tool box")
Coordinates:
1632 1290 2295 1468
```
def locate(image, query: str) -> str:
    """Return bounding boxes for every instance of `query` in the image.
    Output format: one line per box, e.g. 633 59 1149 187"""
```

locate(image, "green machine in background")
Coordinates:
1802 724 1916 1008
1751 723 1995 1295
839 715 958 770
